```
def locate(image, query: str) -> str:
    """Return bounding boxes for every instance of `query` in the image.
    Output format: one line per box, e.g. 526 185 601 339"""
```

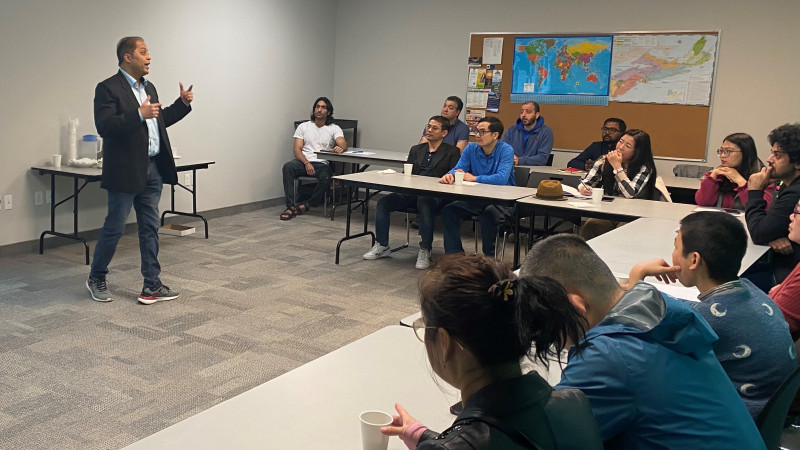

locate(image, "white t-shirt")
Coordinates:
293 121 344 163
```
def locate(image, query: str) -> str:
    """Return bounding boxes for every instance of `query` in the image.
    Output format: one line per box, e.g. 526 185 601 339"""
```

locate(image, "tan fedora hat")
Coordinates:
535 179 568 201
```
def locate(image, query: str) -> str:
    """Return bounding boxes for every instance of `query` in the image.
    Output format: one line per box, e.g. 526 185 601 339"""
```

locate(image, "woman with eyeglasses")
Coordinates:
380 254 602 450
695 133 774 210
770 198 800 339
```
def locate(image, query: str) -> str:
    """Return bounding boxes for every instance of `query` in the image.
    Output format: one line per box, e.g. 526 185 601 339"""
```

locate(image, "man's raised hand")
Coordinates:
139 95 161 119
180 82 194 105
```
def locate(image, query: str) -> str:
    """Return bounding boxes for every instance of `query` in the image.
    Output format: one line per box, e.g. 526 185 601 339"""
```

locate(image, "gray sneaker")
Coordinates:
87 277 112 302
138 284 180 305
415 249 432 270
363 243 391 260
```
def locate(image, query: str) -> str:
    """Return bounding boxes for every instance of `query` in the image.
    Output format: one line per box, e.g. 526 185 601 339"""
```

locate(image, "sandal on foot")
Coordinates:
280 206 297 221
296 203 310 215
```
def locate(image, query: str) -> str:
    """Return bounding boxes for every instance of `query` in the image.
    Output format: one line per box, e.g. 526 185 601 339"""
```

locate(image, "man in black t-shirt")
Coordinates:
363 116 460 269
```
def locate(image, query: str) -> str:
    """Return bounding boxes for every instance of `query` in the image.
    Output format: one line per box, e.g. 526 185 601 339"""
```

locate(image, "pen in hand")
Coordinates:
579 180 592 195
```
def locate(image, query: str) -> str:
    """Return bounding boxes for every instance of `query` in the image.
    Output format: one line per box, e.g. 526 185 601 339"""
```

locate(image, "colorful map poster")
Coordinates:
511 36 613 96
610 34 718 105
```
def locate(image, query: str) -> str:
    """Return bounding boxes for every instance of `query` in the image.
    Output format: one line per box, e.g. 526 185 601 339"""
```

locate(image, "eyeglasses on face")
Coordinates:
425 124 442 131
793 203 800 216
601 127 621 133
474 129 493 136
410 317 436 342
716 148 742 157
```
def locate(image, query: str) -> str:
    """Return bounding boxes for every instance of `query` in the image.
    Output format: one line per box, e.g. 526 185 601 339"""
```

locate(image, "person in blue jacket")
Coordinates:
520 234 766 450
501 101 553 166
439 116 514 256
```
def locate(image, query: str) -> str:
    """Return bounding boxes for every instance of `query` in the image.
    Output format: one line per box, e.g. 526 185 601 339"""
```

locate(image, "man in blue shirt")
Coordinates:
567 118 626 171
501 101 553 166
439 117 515 256
419 96 469 152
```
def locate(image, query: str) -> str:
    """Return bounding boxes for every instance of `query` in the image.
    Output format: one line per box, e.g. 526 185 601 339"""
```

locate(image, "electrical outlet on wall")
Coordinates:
4 195 12 210
184 173 193 187
35 191 43 206
45 191 51 204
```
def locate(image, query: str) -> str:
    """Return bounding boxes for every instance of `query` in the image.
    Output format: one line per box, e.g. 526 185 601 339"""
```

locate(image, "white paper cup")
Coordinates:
592 187 604 204
360 410 392 450
454 172 465 185
403 163 413 176
52 154 62 168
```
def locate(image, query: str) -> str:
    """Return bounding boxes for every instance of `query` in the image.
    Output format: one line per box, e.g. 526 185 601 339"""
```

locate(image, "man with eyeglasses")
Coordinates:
363 116 460 269
419 96 469 153
568 118 627 171
501 101 554 166
746 123 800 284
439 116 515 256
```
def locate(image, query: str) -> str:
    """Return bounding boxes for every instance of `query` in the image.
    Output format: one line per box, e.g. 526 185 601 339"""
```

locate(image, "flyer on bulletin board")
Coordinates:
465 109 486 135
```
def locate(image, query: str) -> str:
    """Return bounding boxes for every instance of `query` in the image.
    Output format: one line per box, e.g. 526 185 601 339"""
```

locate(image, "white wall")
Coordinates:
0 0 337 247
332 0 800 170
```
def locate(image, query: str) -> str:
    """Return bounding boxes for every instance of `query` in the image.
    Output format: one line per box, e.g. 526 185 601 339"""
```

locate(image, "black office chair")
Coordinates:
546 153 554 166
757 366 800 449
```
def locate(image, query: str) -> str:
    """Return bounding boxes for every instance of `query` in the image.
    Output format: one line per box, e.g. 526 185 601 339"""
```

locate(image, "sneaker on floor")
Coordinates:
138 284 180 305
363 243 391 260
86 277 112 302
416 248 432 270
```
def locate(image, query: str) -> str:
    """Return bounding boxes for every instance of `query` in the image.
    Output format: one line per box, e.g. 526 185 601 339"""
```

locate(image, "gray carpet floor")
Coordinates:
0 204 441 449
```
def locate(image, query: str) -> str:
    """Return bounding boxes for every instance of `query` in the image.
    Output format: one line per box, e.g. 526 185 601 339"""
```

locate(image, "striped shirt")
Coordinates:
583 160 652 199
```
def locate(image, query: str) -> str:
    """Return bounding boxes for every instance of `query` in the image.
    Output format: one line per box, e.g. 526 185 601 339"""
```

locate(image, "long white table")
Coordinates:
333 171 536 264
516 192 699 223
316 148 408 171
588 217 769 292
31 160 216 264
123 325 564 449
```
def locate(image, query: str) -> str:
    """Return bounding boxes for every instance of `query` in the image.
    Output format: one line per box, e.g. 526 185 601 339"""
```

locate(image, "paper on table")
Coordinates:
462 181 478 186
566 201 599 208
344 150 375 155
376 169 396 174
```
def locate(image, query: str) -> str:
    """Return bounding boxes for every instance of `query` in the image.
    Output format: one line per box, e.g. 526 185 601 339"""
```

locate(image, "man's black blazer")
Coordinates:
94 71 191 194
407 142 460 178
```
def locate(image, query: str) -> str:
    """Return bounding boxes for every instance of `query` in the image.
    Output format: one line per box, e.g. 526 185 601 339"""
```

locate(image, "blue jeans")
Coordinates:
375 193 447 250
90 159 163 289
441 201 513 255
281 159 332 207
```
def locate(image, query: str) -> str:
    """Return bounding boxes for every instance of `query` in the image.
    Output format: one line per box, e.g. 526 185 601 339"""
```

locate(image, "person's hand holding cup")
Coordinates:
454 171 465 185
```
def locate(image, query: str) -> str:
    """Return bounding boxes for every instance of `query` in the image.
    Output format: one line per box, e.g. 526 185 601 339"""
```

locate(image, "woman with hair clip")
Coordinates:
381 253 602 449
695 132 774 210
578 129 658 239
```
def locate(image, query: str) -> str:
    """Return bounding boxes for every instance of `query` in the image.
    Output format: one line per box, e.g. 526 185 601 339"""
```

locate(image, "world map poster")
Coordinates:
512 36 613 96
610 34 718 105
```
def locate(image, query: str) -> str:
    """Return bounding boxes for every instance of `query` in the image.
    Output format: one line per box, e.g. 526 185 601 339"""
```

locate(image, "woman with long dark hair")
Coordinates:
380 254 602 449
695 132 774 210
578 129 658 239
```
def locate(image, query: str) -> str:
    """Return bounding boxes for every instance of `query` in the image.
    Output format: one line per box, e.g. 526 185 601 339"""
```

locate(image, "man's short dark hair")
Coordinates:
310 96 335 125
446 96 464 113
522 101 541 113
520 234 620 304
478 116 504 137
429 115 451 132
679 212 746 283
768 123 800 164
605 118 626 132
117 36 143 66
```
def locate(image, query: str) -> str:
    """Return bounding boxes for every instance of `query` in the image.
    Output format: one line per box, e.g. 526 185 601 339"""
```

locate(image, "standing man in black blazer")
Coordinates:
363 116 460 269
86 36 193 304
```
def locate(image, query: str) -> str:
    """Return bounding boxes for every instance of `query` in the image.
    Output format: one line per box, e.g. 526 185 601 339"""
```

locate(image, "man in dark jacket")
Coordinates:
746 123 800 284
87 37 193 304
567 118 626 170
363 116 460 269
501 101 553 166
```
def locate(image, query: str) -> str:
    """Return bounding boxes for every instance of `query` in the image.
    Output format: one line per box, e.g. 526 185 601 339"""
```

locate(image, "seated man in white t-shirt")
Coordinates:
281 97 347 220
